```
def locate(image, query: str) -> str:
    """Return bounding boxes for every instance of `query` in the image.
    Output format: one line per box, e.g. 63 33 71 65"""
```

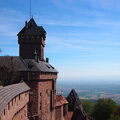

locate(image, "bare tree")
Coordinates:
0 57 21 86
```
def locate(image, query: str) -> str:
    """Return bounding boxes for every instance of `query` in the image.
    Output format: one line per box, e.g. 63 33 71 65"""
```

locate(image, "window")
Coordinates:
4 109 5 115
50 90 54 111
19 94 20 100
52 81 54 90
40 103 42 110
12 99 13 106
8 103 10 110
40 93 41 96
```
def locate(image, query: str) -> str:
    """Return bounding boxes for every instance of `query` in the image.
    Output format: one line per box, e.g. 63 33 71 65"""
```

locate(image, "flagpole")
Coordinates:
29 0 31 19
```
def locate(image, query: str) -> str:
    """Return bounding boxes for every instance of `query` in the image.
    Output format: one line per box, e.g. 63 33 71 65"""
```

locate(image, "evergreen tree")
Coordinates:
92 99 117 120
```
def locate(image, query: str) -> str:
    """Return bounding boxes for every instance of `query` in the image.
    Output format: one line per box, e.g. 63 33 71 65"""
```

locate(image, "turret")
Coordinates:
18 18 46 60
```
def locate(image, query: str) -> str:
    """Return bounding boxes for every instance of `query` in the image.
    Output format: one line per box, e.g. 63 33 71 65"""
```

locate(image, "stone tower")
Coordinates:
18 18 46 60
18 18 58 120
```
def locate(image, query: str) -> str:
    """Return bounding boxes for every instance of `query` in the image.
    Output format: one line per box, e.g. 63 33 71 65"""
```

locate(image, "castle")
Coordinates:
0 18 89 120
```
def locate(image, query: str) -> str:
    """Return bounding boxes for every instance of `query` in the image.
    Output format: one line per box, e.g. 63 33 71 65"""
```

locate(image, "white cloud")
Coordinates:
0 8 27 37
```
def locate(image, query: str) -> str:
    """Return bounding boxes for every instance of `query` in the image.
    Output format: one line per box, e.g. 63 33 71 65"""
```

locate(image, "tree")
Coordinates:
109 115 120 120
82 100 94 116
114 106 120 117
0 57 20 86
92 98 117 120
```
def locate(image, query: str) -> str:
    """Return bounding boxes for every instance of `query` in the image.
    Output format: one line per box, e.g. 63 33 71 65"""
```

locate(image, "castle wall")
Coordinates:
12 105 28 120
28 81 39 118
27 73 57 120
38 80 55 120
63 104 68 116
0 91 29 120
55 106 63 120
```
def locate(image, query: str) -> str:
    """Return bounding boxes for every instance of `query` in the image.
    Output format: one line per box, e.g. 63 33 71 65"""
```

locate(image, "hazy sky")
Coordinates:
0 0 120 82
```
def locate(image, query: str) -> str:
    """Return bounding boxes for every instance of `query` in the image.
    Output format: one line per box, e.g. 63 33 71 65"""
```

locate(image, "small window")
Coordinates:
12 99 13 106
4 109 5 115
40 103 42 110
19 94 20 100
40 93 41 96
52 81 55 90
8 103 10 110
50 90 54 111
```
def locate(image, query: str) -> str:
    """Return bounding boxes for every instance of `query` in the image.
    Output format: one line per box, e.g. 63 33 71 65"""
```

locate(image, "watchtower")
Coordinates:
18 18 46 61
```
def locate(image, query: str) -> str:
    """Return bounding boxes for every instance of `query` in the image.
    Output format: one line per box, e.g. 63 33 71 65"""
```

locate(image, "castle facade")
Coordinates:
0 18 68 120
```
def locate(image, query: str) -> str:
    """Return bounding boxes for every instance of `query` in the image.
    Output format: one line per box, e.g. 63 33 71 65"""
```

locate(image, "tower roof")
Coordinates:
71 107 89 120
18 18 46 39
67 89 82 111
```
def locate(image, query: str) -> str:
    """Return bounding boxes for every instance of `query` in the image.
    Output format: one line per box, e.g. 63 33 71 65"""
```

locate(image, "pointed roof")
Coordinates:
27 18 37 26
18 18 46 38
66 89 90 120
67 89 81 111
71 107 89 120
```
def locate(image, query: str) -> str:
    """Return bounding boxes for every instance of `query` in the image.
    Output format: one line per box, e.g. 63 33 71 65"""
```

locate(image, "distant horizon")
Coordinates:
57 78 120 85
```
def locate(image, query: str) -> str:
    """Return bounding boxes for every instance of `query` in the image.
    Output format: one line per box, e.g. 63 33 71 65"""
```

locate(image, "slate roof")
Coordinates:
0 82 30 115
23 59 58 73
0 56 27 71
71 108 89 120
66 89 90 120
66 89 82 111
0 56 58 73
18 18 46 37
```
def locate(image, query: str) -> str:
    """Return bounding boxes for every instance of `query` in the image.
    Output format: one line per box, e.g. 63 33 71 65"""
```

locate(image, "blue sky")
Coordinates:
1 0 120 82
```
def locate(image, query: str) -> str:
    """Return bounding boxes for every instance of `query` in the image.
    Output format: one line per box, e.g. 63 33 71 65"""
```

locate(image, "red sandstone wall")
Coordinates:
63 104 68 116
28 81 39 117
38 74 57 80
27 73 57 120
19 44 43 59
28 80 56 120
12 105 28 120
55 106 63 120
38 80 55 120
0 92 29 120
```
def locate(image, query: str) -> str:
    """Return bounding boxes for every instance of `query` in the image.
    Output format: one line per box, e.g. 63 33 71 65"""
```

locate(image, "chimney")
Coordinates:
46 58 49 63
